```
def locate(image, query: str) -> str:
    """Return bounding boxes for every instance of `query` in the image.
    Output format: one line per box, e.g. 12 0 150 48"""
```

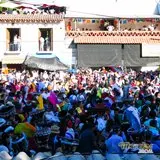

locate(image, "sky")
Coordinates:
21 0 159 18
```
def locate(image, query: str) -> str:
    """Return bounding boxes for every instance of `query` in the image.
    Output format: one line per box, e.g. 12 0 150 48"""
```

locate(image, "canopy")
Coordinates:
0 2 20 9
18 3 38 10
24 55 69 71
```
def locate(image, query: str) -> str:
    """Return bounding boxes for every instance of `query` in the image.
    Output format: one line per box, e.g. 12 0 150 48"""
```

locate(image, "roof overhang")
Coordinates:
0 14 64 23
74 36 160 44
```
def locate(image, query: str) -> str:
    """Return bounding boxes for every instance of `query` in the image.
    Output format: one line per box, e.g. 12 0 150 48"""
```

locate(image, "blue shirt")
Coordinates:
149 127 159 136
144 118 160 128
105 134 124 154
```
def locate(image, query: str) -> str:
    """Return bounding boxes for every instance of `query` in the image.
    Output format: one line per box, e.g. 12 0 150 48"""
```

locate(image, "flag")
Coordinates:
87 19 91 23
78 18 82 23
96 20 100 23
92 19 96 23
83 19 86 23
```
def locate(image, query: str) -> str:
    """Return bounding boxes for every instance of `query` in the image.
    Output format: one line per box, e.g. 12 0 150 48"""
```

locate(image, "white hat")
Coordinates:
102 88 109 93
65 128 75 140
0 145 9 153
33 152 51 160
0 118 6 127
78 95 85 102
13 152 31 160
4 126 14 133
6 101 15 107
0 151 12 160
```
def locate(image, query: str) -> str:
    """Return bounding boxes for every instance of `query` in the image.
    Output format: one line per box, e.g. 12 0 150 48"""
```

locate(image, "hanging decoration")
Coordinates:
120 18 160 24
92 19 96 23
68 18 160 25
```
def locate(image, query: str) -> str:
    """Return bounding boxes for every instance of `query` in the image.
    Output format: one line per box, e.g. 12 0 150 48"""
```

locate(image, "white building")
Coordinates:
0 14 73 69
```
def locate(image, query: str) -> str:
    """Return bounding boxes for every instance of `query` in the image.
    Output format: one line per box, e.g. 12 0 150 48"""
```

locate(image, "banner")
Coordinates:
69 18 159 24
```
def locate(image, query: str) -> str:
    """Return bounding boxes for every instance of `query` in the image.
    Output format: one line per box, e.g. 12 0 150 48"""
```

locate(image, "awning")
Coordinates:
158 4 160 15
0 2 20 9
2 55 26 64
18 3 38 10
24 55 69 71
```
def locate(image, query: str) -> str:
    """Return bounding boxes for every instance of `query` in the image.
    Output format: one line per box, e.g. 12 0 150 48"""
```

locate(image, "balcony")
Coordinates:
4 41 53 55
39 41 52 51
66 31 160 37
5 43 21 55
65 31 160 44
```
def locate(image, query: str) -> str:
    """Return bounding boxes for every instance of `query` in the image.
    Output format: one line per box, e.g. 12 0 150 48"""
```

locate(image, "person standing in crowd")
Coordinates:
78 122 97 154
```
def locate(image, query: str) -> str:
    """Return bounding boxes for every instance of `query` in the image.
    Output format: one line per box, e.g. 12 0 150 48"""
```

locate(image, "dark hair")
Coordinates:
149 110 156 119
150 119 157 127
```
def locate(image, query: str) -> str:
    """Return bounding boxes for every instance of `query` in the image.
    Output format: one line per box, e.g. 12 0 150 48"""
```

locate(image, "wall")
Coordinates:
0 27 6 60
76 44 160 67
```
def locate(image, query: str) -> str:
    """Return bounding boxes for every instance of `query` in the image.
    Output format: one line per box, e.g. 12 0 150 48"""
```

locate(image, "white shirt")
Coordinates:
40 37 44 44
107 25 114 31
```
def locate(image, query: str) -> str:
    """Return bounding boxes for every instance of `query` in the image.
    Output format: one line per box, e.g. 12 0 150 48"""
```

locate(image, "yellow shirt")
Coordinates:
37 95 44 110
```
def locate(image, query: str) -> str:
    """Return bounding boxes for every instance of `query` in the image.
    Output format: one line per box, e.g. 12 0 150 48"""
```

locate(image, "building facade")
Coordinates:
0 14 160 70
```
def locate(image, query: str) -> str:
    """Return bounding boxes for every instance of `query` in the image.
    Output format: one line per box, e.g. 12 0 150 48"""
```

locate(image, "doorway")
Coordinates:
38 28 53 51
6 28 21 51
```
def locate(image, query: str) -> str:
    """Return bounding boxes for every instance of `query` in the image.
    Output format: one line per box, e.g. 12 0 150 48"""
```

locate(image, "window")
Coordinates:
6 28 21 51
38 28 53 51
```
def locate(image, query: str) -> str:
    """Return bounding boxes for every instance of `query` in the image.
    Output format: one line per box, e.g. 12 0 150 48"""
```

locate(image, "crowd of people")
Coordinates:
0 68 160 159
0 5 66 15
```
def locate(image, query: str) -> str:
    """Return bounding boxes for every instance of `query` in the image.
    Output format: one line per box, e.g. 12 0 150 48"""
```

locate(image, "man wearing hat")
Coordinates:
49 125 61 155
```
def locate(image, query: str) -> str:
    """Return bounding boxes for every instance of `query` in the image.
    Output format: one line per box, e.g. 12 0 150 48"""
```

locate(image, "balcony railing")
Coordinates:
39 41 52 51
7 43 21 51
6 41 53 52
66 31 160 37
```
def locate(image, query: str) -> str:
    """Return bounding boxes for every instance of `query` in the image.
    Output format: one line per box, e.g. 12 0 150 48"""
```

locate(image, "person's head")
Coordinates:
149 110 157 119
150 119 157 128
112 125 121 135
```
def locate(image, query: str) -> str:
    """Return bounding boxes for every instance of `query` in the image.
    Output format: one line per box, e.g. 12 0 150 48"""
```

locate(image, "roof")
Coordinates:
2 55 26 64
0 14 64 23
0 1 20 9
65 31 160 44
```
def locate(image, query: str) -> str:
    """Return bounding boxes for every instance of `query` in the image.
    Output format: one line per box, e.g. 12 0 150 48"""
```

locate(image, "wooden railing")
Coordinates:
65 31 160 37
